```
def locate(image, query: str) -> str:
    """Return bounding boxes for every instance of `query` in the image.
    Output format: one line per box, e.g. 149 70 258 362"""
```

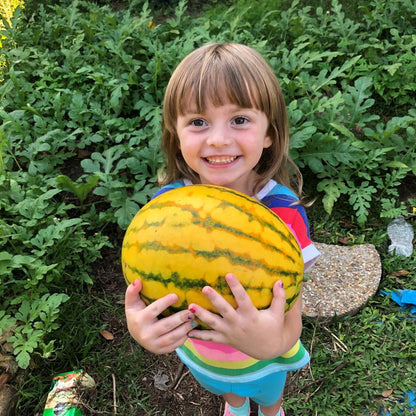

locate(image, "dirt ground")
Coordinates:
138 351 224 416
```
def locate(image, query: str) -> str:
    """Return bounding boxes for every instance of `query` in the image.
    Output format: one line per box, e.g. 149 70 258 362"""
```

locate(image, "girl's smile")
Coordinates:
176 102 272 195
204 155 239 165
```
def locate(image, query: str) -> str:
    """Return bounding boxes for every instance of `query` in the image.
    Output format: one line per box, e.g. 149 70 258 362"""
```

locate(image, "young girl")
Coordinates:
125 43 320 416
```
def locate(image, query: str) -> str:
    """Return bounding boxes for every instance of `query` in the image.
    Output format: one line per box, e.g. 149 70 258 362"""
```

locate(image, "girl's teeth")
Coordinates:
206 156 237 164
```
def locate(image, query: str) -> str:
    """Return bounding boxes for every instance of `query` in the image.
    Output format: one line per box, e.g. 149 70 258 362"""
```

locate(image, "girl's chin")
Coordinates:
198 177 249 194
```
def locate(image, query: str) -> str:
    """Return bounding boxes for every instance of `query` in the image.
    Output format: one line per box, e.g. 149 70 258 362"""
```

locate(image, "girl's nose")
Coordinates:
206 126 231 147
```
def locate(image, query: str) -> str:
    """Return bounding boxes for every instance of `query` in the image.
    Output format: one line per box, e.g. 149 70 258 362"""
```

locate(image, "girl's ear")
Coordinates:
263 135 273 149
265 124 278 149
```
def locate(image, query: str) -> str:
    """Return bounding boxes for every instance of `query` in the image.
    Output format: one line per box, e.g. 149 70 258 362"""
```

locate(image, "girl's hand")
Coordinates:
187 273 302 360
125 279 196 354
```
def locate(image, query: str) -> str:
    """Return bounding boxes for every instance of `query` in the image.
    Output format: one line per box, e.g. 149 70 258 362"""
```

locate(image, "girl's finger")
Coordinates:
125 279 146 310
188 327 221 344
224 273 254 310
188 301 225 331
268 280 287 315
156 320 197 354
200 284 235 318
156 310 196 335
145 293 180 319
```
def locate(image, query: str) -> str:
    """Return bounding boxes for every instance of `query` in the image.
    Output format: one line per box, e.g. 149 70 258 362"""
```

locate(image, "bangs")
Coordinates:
175 47 266 115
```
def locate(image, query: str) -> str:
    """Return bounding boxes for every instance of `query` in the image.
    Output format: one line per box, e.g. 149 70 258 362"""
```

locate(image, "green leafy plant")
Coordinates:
0 293 70 369
55 174 100 205
291 74 415 224
0 169 110 368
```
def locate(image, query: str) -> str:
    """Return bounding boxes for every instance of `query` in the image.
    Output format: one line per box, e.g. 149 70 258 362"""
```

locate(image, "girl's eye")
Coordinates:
190 118 206 127
233 116 249 125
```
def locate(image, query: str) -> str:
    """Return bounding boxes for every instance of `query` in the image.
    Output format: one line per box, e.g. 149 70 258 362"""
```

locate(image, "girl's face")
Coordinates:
176 101 272 195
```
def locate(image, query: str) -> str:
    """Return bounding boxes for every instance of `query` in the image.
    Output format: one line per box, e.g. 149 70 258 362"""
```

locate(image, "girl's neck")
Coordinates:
183 177 274 199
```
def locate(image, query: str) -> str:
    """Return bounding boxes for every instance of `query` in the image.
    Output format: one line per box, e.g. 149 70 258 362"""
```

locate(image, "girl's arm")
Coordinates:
187 273 303 360
125 279 196 354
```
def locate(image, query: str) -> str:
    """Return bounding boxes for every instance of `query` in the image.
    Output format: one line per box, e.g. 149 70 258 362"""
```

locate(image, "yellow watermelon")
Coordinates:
121 184 304 316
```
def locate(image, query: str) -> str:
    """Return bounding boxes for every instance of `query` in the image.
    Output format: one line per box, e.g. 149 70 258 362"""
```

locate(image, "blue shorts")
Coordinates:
188 367 287 406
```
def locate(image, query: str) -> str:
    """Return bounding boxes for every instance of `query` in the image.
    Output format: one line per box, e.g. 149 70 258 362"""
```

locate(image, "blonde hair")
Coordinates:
160 42 303 197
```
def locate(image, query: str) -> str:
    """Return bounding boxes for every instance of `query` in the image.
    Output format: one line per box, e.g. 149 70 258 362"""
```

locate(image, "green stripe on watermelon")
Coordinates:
138 186 302 256
133 241 301 278
126 215 301 265
124 268 299 298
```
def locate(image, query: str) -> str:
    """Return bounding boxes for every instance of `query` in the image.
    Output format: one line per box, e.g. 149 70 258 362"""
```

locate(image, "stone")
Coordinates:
0 384 15 416
302 242 382 318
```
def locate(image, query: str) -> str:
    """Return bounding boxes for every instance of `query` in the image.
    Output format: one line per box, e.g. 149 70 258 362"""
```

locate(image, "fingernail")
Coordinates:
189 306 196 313
190 321 196 328
187 314 193 320
132 280 137 286
279 281 284 288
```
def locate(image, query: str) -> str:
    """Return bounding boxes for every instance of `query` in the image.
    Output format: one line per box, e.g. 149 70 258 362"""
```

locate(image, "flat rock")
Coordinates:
302 243 382 318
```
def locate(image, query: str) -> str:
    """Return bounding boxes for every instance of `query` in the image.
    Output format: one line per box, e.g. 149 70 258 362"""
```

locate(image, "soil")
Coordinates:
138 351 223 416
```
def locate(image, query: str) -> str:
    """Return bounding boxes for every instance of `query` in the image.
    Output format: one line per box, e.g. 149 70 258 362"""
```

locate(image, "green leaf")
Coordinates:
0 251 13 274
385 62 402 76
55 174 99 204
0 311 17 335
110 85 125 112
347 181 377 225
317 179 344 214
314 55 362 92
385 161 411 169
290 125 317 149
329 122 356 141
15 350 30 370
15 300 31 323
343 76 379 126
115 198 140 229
